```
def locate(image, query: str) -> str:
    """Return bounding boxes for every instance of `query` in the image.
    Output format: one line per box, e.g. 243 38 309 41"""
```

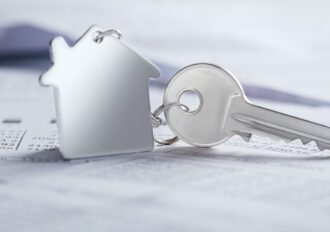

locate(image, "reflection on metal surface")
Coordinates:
40 25 160 159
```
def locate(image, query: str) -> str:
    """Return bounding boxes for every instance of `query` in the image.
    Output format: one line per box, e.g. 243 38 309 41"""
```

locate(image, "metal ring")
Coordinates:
152 103 189 145
94 29 122 43
151 113 162 128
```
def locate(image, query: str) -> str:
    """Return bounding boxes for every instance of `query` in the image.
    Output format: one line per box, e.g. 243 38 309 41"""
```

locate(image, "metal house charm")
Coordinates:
40 25 160 159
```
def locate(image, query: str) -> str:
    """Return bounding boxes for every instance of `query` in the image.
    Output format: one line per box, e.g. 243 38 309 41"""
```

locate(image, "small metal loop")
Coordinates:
94 29 122 43
151 113 162 128
155 135 179 146
151 103 189 145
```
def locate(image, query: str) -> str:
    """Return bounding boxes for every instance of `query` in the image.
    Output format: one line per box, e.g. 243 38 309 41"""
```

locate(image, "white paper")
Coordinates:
1 135 330 232
1 66 330 231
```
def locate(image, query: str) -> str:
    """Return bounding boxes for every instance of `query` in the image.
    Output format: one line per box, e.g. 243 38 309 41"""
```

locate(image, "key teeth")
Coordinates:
285 138 327 151
301 138 310 145
286 138 327 151
294 139 328 151
241 135 251 142
263 136 327 151
283 138 292 143
234 129 329 151
292 138 313 145
236 131 252 142
316 142 327 151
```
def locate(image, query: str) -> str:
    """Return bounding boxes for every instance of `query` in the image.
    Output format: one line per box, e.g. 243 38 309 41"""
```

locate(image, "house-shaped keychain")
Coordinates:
40 25 160 159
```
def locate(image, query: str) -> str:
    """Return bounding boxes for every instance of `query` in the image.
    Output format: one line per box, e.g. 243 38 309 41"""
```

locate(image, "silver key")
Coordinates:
163 63 330 150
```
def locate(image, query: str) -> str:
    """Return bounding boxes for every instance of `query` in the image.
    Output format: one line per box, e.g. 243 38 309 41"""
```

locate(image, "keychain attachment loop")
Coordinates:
152 103 189 145
94 29 122 43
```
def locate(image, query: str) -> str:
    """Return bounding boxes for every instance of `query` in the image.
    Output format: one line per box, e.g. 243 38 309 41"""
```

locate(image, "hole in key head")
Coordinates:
178 89 203 114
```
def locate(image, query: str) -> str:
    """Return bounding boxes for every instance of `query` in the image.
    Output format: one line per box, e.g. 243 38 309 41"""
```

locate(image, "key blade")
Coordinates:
231 113 329 148
227 96 330 151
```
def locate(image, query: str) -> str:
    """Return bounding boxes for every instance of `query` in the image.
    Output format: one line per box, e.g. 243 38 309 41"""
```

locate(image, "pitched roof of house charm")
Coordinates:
40 25 160 159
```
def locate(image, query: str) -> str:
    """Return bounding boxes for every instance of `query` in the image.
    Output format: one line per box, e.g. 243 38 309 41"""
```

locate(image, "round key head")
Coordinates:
163 63 245 147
